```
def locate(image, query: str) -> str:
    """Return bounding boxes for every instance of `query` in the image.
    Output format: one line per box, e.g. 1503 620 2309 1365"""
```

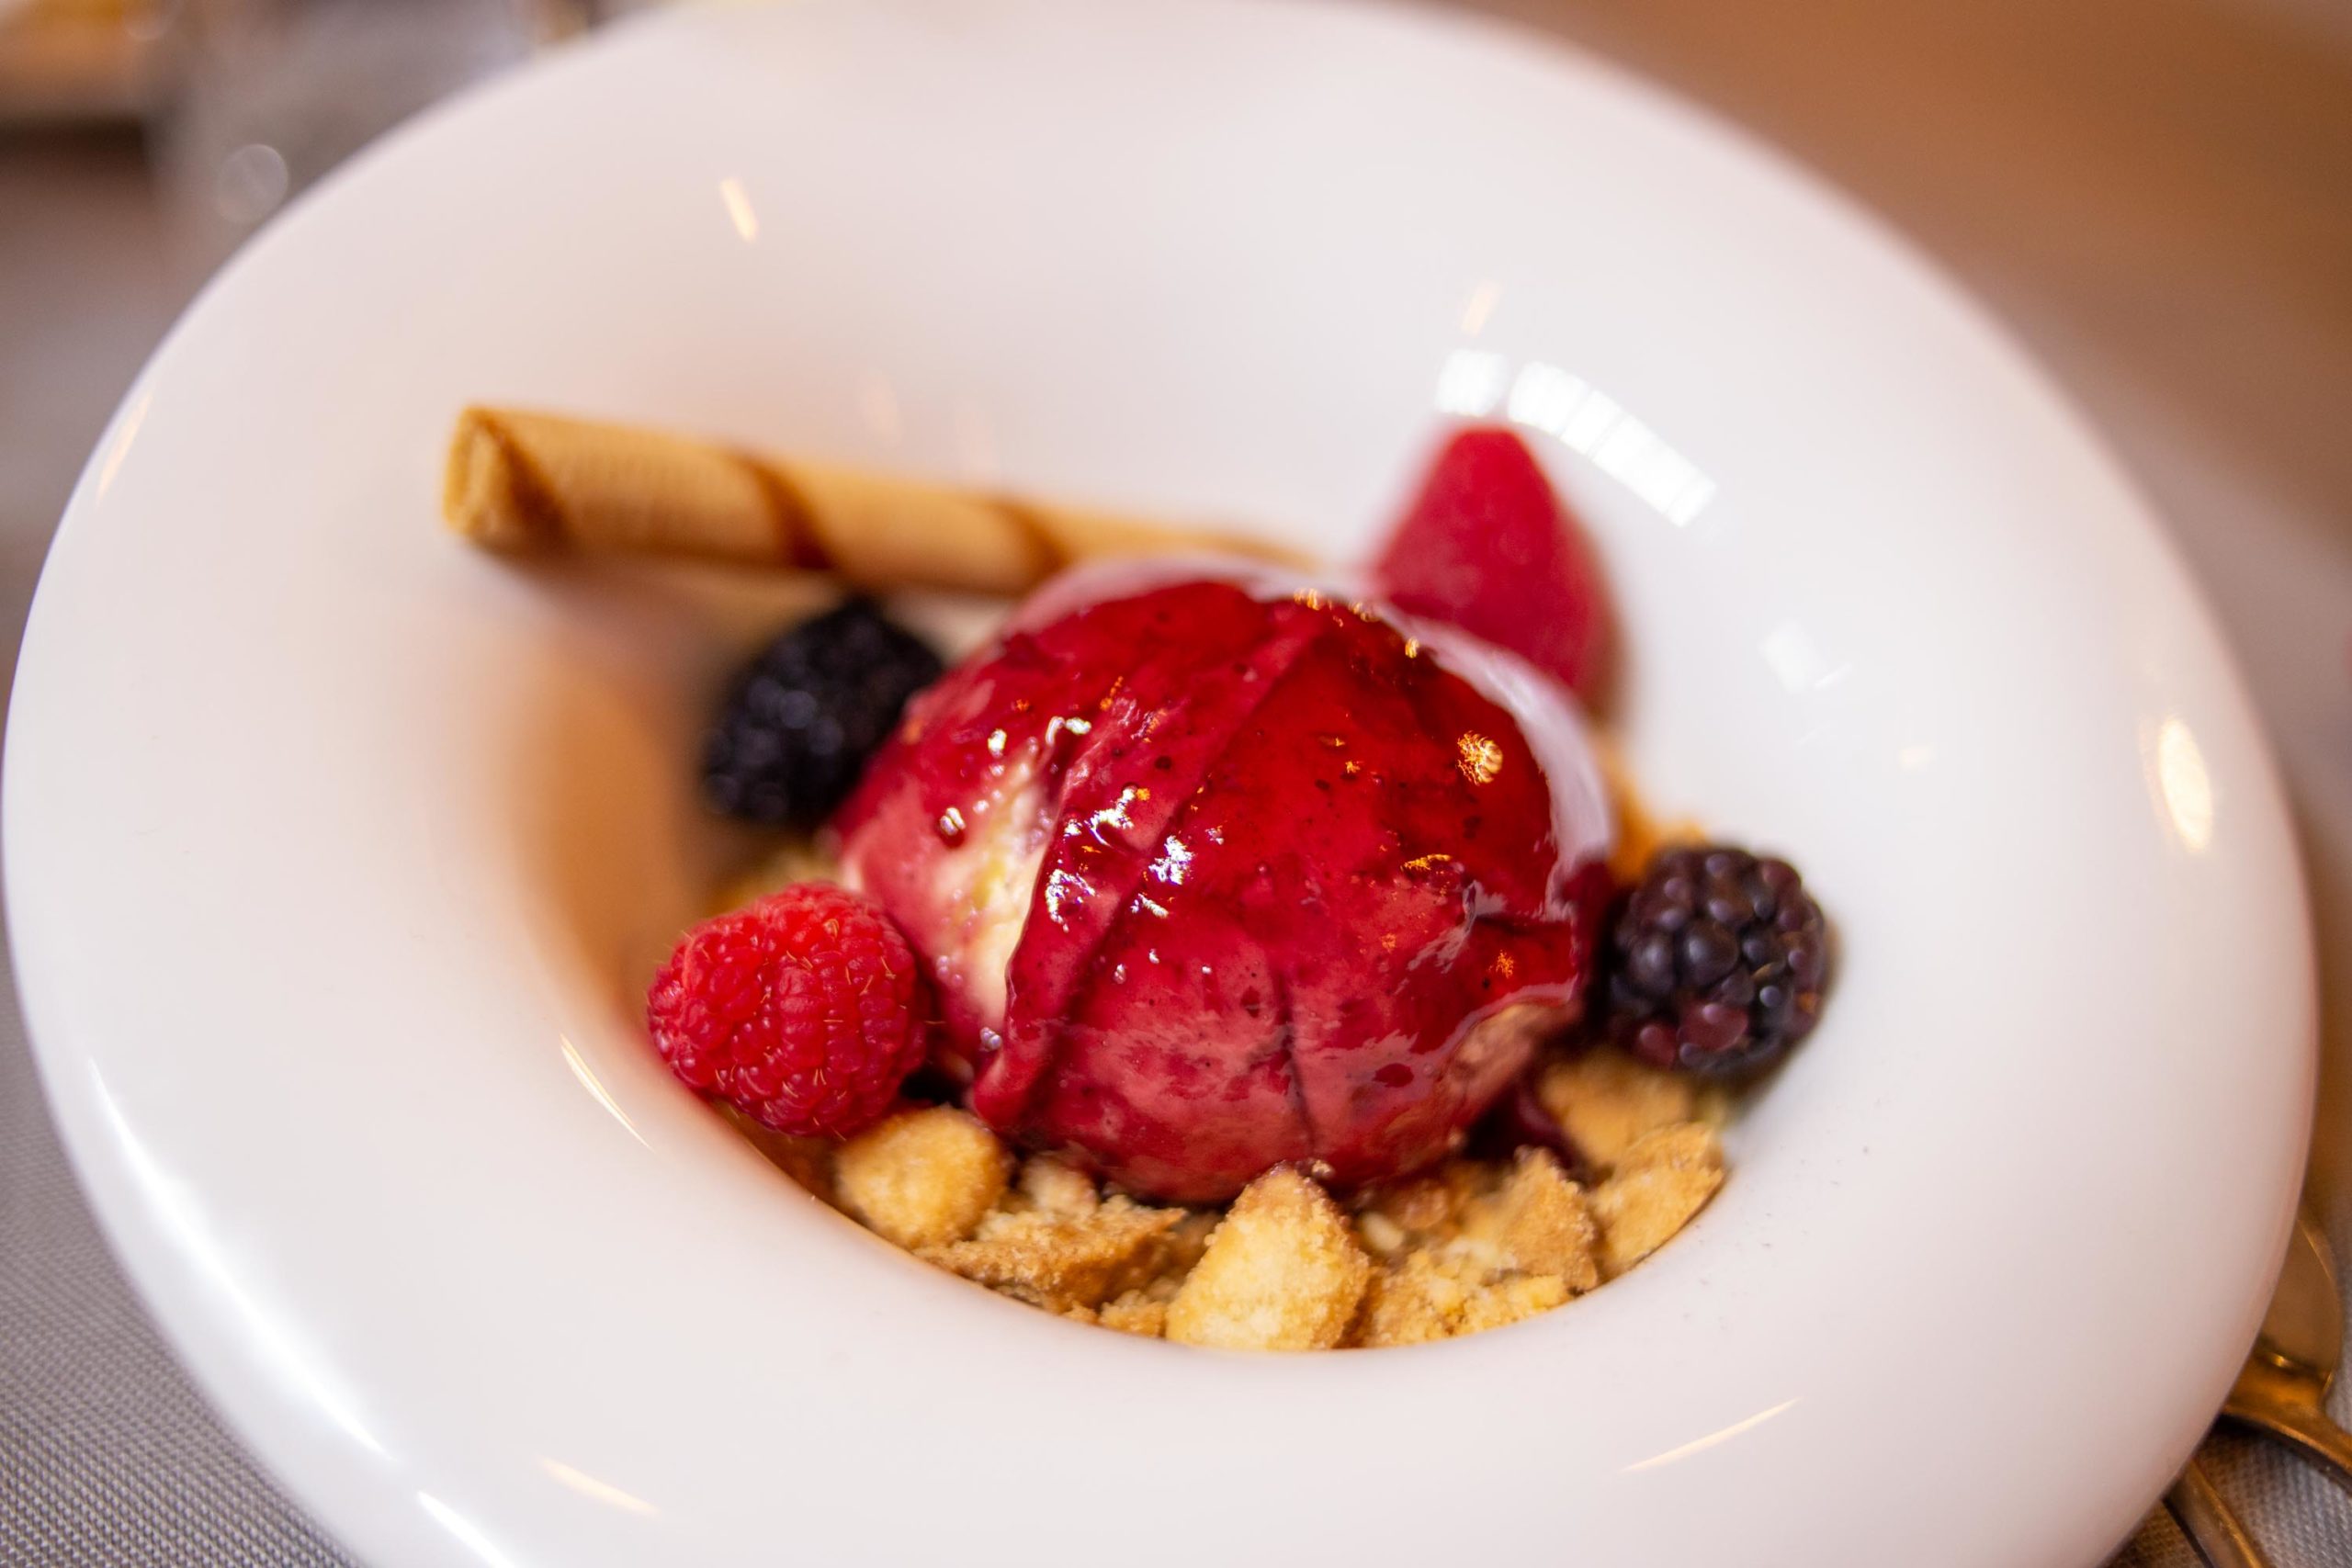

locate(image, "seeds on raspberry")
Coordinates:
646 885 929 1137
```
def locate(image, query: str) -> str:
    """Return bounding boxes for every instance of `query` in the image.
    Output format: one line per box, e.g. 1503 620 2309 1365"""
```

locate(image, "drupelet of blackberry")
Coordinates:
702 600 944 829
1603 844 1829 1076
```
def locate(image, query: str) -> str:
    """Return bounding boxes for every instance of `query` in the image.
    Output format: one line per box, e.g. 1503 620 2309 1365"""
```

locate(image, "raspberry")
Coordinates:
647 885 928 1137
702 600 943 829
1373 427 1613 703
1602 845 1829 1075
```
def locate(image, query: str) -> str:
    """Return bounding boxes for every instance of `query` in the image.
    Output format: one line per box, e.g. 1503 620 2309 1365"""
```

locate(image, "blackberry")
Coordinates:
1603 844 1828 1076
702 600 943 829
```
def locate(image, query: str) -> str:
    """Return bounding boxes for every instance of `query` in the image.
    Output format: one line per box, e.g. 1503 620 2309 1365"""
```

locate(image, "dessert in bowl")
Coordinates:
3 0 2313 1562
483 404 1836 1349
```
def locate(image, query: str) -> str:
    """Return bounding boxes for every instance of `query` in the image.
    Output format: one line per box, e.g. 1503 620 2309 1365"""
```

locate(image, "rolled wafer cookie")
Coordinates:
443 406 1302 594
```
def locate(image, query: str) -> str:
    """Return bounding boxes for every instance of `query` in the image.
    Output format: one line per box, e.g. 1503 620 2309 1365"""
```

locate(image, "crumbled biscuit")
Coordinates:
1456 1271 1572 1336
1440 1157 1499 1213
1354 1252 1475 1348
1354 1243 1576 1348
1159 1210 1218 1280
1357 1210 1409 1258
1464 1149 1601 1291
1355 1161 1492 1248
1093 1251 1192 1339
1590 1122 1724 1277
1097 1290 1170 1338
832 1107 1012 1249
1537 1045 1696 1169
1166 1168 1371 1350
923 1196 1183 1314
1014 1152 1101 1219
1358 1178 1449 1238
1351 1153 1596 1347
1354 1247 1574 1347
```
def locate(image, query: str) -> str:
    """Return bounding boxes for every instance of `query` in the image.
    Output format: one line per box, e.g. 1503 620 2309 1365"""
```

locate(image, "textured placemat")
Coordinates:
0 942 356 1567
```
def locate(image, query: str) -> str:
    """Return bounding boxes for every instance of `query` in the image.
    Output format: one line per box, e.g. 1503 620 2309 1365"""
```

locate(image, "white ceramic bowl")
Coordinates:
6 2 2315 1563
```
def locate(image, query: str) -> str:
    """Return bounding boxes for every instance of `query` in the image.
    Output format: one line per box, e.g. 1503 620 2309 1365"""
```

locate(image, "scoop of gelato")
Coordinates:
834 567 1611 1202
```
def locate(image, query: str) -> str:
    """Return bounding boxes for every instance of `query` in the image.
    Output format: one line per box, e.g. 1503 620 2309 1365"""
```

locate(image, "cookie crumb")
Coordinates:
1098 1290 1170 1338
1014 1152 1101 1220
1159 1210 1218 1279
1355 1252 1473 1348
1457 1271 1571 1336
1536 1045 1696 1168
924 1196 1183 1314
833 1107 1012 1249
1469 1148 1600 1291
747 1055 1722 1345
1591 1122 1724 1277
1166 1168 1370 1350
1354 1161 1487 1247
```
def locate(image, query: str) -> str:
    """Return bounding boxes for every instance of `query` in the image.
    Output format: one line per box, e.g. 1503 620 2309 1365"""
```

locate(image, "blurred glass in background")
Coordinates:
3 0 593 276
162 0 582 269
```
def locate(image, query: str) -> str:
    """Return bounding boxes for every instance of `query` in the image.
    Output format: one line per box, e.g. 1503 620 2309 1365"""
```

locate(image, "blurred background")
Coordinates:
3 1 2348 1563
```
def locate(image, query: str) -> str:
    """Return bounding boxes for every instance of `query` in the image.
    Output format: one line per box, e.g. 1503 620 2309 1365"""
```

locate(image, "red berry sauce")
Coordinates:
835 573 1612 1201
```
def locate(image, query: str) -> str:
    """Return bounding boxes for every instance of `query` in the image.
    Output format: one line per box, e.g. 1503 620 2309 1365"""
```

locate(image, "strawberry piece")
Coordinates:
1372 427 1612 703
